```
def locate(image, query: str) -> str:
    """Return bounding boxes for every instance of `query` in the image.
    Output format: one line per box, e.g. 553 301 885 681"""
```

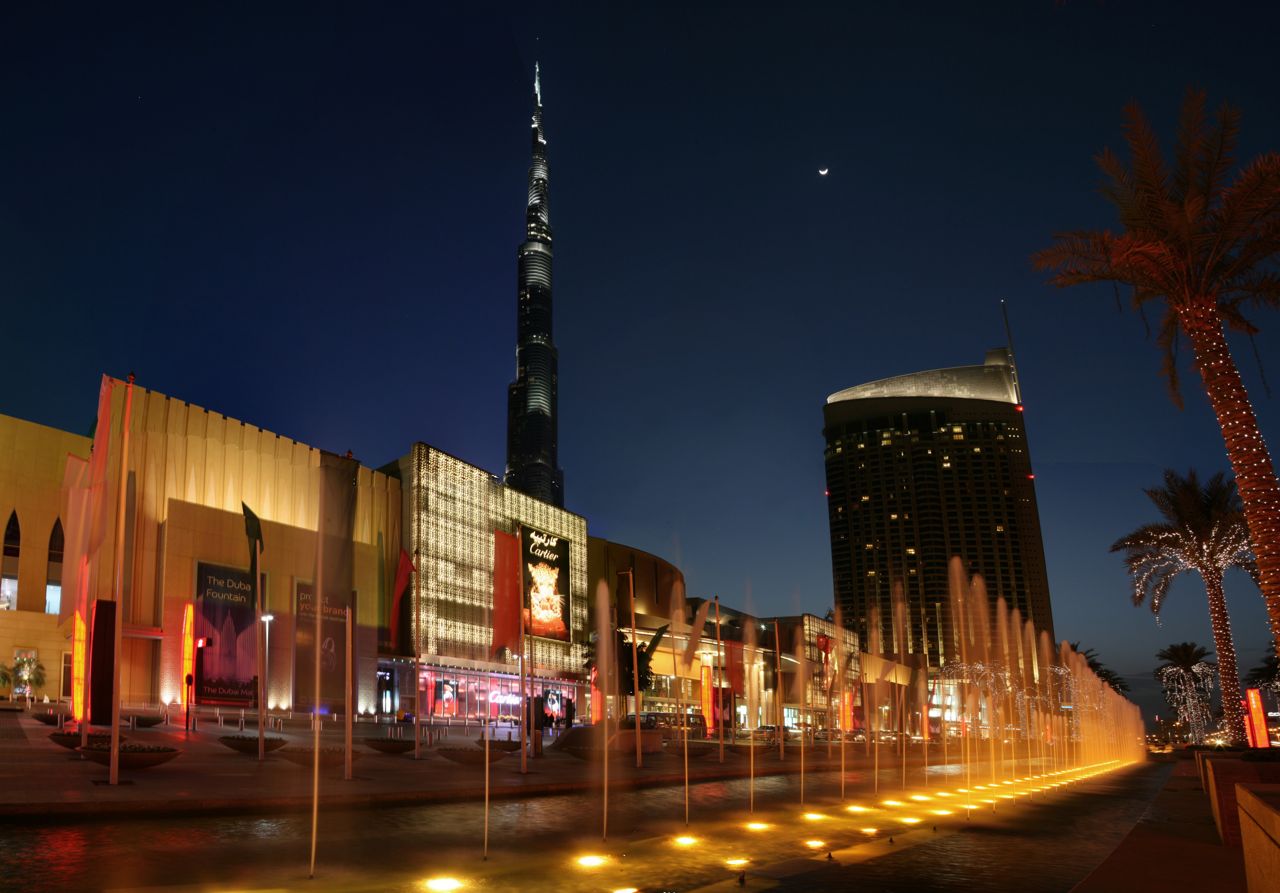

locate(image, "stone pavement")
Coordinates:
1072 759 1247 893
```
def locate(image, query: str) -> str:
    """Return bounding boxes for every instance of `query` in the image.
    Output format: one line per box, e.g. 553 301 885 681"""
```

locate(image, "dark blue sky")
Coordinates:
4 2 1279 718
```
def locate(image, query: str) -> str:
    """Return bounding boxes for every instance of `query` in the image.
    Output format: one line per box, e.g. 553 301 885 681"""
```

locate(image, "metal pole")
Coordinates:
108 374 134 787
257 542 266 762
715 596 724 763
624 569 642 769
413 658 421 760
483 708 490 859
309 496 325 878
673 627 687 825
344 606 353 781
520 532 528 776
773 621 784 760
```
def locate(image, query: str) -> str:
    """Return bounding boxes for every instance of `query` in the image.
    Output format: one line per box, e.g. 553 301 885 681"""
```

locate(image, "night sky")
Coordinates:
4 2 1279 720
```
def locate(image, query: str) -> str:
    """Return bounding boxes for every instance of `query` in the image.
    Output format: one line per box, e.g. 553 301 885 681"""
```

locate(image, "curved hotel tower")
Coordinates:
505 64 565 507
822 349 1055 667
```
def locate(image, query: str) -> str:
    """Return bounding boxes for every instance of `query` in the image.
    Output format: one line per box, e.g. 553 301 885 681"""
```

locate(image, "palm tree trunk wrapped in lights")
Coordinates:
1035 90 1280 653
1111 470 1256 744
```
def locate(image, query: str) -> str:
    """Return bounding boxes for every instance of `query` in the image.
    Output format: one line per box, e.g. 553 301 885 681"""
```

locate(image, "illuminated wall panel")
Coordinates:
402 444 587 678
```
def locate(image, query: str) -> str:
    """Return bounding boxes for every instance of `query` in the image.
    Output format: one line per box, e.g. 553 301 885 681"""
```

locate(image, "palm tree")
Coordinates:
583 626 668 704
1034 90 1280 653
1156 641 1215 674
1155 641 1217 743
1112 470 1256 743
1069 641 1131 694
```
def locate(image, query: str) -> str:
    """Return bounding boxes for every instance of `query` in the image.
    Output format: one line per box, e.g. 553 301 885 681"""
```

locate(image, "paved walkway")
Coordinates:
1072 759 1246 893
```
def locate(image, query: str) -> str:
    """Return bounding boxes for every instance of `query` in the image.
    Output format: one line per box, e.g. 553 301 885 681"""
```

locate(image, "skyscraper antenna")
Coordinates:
1001 299 1023 405
534 61 541 106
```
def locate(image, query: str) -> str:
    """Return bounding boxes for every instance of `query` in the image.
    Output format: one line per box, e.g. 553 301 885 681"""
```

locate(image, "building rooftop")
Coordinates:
826 348 1019 405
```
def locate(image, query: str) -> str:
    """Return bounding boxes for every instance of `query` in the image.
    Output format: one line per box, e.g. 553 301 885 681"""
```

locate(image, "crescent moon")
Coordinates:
818 168 829 175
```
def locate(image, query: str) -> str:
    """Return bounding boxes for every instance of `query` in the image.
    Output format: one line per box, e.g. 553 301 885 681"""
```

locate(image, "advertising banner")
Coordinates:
294 582 349 713
520 525 570 642
194 562 258 706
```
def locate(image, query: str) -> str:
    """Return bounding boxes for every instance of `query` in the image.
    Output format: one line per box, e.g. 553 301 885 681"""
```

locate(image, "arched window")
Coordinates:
1 511 18 611
45 519 63 615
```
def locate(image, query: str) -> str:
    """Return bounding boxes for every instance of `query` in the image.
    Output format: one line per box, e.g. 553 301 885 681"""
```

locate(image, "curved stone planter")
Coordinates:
277 747 361 768
436 746 507 766
77 744 181 769
218 735 288 755
364 738 417 756
50 731 120 750
474 738 522 753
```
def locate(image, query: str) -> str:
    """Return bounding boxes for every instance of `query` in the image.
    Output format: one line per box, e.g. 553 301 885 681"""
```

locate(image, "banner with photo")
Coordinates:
294 582 349 713
519 525 570 642
194 562 258 706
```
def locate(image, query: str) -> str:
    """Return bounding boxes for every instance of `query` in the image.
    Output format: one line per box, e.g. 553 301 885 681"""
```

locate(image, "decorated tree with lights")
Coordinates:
1112 469 1256 743
1155 642 1217 744
1035 90 1280 654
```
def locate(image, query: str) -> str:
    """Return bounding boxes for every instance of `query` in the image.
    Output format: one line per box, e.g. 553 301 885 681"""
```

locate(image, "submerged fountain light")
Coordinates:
881 800 905 808
900 817 922 825
804 840 826 849
425 880 464 892
725 858 750 867
845 805 870 813
909 795 931 802
861 828 878 835
612 888 639 893
931 809 953 816
746 822 771 831
673 836 698 847
576 855 608 868
803 813 827 821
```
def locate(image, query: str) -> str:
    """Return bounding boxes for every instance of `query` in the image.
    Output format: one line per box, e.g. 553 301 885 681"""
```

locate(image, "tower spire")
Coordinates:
505 63 564 507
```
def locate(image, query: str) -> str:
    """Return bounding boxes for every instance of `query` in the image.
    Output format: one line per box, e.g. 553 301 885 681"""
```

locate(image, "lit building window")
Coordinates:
45 519 63 615
1 511 19 611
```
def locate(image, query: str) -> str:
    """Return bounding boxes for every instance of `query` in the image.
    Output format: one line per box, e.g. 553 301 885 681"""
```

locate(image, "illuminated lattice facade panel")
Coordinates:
402 444 587 679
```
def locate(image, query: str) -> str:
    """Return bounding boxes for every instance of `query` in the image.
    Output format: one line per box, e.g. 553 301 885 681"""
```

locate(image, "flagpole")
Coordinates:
309 497 325 879
108 374 134 787
715 596 724 764
773 620 784 760
673 620 687 826
623 569 642 769
413 658 421 760
519 529 528 776
344 606 353 781
257 539 266 762
483 699 490 859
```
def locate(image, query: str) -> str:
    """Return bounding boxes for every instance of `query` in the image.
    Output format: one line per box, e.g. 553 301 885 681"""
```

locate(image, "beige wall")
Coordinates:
0 378 402 710
0 413 91 694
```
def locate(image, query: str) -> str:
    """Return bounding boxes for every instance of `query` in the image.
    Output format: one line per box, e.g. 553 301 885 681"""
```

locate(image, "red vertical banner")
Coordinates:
726 641 744 692
700 665 714 732
1247 688 1270 748
491 530 521 656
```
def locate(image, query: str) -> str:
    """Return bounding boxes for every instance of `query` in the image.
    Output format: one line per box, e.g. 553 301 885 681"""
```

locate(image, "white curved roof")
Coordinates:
827 349 1019 405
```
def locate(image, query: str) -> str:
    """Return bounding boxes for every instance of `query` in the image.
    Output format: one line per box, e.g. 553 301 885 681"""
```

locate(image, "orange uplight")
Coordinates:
71 610 87 721
700 664 713 733
181 603 195 706
1247 688 1271 748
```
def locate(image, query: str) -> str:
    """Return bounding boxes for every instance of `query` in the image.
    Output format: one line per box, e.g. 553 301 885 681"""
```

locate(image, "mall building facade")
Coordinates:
0 376 865 735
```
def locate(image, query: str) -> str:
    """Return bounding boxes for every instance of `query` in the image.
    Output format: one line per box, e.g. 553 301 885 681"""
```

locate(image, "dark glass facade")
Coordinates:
506 65 565 507
822 350 1055 668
